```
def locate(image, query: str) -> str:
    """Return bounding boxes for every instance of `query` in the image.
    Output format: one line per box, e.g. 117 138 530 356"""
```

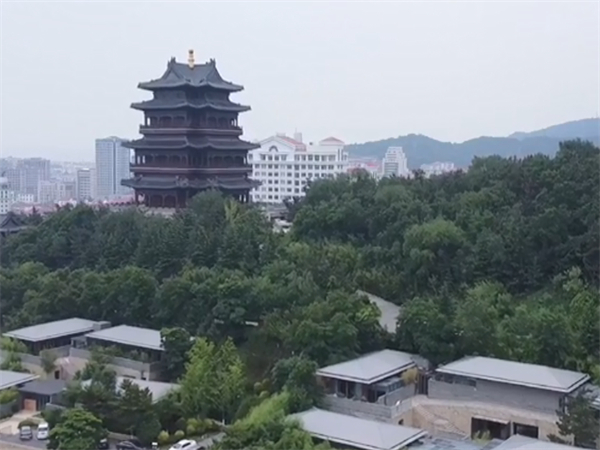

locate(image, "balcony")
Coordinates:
139 125 243 136
129 164 252 175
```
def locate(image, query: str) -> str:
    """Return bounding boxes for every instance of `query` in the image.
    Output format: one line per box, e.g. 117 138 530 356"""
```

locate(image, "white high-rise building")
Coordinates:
95 137 131 200
420 161 456 177
248 134 348 204
0 177 15 214
382 147 409 178
76 168 96 201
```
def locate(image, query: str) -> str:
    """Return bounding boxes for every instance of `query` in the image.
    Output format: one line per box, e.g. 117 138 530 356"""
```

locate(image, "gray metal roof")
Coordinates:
491 435 580 450
358 290 401 332
3 318 100 342
18 380 67 396
418 437 502 450
0 370 38 390
85 325 163 351
81 377 178 403
290 408 427 450
436 356 590 393
316 349 417 384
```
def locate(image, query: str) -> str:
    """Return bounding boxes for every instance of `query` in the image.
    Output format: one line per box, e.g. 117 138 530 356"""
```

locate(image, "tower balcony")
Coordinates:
139 125 243 136
130 164 252 176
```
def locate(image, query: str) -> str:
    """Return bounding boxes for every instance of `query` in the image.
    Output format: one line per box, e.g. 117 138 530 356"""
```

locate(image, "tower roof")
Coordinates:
139 58 243 92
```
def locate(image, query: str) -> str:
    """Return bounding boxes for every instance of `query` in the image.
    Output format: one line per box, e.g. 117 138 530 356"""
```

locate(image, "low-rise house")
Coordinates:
317 349 429 423
0 370 38 416
17 379 67 412
425 356 591 441
70 325 164 380
291 408 428 450
1 318 111 377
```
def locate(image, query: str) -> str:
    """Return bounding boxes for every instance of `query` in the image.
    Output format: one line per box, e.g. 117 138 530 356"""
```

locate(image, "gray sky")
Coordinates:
2 1 598 161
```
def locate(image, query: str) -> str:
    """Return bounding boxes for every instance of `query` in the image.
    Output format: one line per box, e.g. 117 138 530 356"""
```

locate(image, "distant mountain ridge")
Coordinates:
346 118 599 169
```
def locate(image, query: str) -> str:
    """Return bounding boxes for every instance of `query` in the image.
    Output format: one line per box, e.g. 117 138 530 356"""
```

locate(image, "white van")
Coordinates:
36 422 49 440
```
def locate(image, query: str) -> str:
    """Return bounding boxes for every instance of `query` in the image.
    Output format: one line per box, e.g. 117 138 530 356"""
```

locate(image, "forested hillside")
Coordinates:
346 118 600 168
0 141 598 442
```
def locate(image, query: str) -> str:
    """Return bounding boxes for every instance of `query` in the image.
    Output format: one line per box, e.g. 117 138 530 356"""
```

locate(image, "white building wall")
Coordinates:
248 135 348 204
95 137 131 200
420 161 456 177
382 147 409 178
76 168 96 200
0 177 15 214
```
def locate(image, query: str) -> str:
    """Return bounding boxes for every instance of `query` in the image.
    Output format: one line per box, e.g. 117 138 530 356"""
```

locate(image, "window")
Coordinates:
513 423 538 438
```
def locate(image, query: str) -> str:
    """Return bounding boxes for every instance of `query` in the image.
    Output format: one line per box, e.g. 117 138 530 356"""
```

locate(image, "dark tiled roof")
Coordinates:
139 59 243 92
18 380 67 396
122 176 260 191
0 212 28 232
131 98 250 112
124 136 259 151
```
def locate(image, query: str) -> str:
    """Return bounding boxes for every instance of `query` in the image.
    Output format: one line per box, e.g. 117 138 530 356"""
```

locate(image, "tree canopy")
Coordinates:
1 140 598 446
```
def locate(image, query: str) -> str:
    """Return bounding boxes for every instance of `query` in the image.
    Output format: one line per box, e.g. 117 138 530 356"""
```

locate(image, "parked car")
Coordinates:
98 438 110 449
116 439 145 450
19 426 33 441
36 422 50 440
169 439 197 450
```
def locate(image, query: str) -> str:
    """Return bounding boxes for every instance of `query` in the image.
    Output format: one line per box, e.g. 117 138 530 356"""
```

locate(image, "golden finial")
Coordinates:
188 49 195 68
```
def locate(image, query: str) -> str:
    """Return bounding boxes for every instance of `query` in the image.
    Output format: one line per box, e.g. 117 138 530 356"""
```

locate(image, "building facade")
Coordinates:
76 168 96 200
95 137 131 200
0 177 15 214
122 50 259 208
420 161 456 177
249 134 348 204
382 147 409 178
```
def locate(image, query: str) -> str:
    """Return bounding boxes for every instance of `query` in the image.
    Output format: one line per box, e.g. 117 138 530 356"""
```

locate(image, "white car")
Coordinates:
36 422 49 440
169 440 197 450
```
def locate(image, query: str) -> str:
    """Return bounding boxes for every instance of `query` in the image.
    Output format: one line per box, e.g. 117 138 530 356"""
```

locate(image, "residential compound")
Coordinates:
314 349 598 447
0 318 167 401
248 133 348 204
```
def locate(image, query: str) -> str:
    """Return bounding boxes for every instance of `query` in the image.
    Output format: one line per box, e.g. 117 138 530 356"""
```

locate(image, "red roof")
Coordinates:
320 136 345 144
277 135 306 149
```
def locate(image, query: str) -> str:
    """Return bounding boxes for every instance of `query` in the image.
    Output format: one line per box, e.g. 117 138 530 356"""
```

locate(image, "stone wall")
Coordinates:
428 378 563 415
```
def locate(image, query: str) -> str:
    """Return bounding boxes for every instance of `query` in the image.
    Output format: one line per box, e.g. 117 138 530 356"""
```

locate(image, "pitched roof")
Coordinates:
290 408 427 450
320 137 345 144
436 356 590 393
139 58 243 92
492 434 581 450
80 377 178 403
358 290 401 332
85 325 163 351
0 371 38 390
0 212 27 232
316 349 417 384
4 318 101 342
18 380 67 396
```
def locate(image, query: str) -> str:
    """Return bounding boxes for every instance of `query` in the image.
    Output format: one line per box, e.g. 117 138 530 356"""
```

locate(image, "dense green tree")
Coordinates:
549 389 599 449
160 327 193 381
47 408 106 450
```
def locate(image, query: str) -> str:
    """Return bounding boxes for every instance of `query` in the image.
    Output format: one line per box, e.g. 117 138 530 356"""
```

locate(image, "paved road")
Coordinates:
0 435 46 450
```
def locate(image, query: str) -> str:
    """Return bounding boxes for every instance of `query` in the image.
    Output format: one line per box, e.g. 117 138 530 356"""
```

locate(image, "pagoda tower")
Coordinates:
122 50 260 208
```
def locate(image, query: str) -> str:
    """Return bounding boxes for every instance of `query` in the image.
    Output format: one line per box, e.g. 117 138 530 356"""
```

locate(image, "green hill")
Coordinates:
346 118 600 169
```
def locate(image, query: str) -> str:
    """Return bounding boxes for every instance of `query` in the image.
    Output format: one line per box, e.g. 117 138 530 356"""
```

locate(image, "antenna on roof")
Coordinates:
188 49 195 68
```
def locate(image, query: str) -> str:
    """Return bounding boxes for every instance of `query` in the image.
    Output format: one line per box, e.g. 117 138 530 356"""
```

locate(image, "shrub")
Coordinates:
174 430 185 441
157 431 170 446
18 419 37 429
0 388 18 405
185 424 196 437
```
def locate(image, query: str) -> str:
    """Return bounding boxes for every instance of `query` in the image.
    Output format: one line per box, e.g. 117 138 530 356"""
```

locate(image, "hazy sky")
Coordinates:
2 1 598 161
